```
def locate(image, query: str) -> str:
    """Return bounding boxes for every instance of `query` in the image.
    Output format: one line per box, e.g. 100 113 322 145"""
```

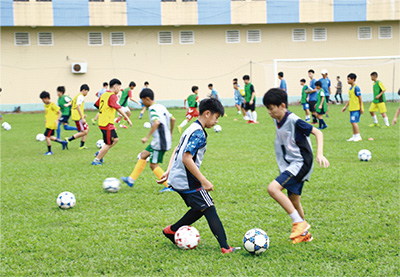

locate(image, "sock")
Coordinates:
252 111 257 122
318 119 322 128
64 125 78 131
372 115 378 124
203 206 230 249
312 115 317 123
355 133 361 139
383 116 389 126
179 119 188 128
247 111 252 121
320 119 326 127
68 136 75 142
171 209 203 232
93 158 100 162
129 159 147 181
57 122 62 139
80 141 85 147
305 115 310 121
139 112 143 119
289 210 304 223
55 138 63 144
153 166 168 187
47 145 51 152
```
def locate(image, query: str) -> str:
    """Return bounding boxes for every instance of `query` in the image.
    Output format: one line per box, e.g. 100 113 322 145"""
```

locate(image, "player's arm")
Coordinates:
142 119 160 144
319 96 324 110
392 108 400 126
341 102 349 112
129 97 140 105
358 95 363 114
249 85 255 105
310 127 330 168
156 146 178 184
376 83 386 99
116 107 132 127
182 152 213 192
64 102 72 107
56 110 61 125
183 98 187 109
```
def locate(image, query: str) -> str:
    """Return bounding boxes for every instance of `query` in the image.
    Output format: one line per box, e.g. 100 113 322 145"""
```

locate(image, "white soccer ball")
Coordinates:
144 122 151 129
358 149 372 162
137 152 150 163
102 177 121 193
96 139 105 149
213 125 222 133
36 134 46 142
2 122 11 130
56 191 76 209
174 225 200 250
243 228 270 255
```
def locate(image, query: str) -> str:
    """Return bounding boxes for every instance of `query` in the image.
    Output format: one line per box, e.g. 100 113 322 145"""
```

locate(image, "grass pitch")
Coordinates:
1 103 399 276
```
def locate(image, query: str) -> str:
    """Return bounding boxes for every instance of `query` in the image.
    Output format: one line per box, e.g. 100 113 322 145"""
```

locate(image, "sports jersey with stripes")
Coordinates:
149 103 173 151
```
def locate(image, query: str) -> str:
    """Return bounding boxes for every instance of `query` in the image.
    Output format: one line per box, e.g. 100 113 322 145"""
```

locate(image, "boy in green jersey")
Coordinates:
369 72 389 127
115 81 139 128
314 81 327 130
56 86 77 139
243 75 258 123
178 86 200 134
299 79 311 122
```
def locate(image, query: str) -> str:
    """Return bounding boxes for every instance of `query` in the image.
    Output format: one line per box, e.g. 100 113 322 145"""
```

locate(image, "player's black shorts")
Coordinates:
309 101 317 112
317 107 326 115
44 128 55 137
101 129 118 145
244 102 255 111
325 96 330 103
178 188 214 211
276 170 304 196
59 115 70 123
241 103 244 108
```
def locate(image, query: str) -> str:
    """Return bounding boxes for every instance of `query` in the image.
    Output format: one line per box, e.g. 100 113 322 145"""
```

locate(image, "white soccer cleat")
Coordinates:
347 137 355 141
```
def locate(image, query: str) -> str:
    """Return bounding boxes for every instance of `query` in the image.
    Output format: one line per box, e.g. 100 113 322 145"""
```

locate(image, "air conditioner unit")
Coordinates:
71 63 87 74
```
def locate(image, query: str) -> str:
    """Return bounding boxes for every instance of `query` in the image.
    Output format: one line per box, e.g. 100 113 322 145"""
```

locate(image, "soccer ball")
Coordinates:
213 125 222 133
36 134 46 141
96 139 105 149
358 149 372 162
102 177 121 193
243 228 270 255
174 225 200 250
56 191 76 209
137 152 150 163
143 122 151 129
2 122 11 130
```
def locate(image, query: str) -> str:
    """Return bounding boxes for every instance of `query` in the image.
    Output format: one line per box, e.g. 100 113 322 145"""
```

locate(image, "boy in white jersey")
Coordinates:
157 98 240 254
121 88 176 192
263 88 329 244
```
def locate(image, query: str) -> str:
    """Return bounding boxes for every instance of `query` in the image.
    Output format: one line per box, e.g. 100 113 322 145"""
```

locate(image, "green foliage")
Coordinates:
1 103 399 276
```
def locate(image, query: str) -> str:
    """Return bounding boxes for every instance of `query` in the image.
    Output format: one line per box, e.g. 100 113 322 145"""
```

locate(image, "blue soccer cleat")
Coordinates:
94 151 104 163
44 151 53 155
160 187 174 193
62 141 68 150
91 160 103 166
121 177 134 187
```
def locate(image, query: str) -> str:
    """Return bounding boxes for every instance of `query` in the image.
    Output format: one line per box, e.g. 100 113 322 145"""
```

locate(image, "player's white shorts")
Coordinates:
118 106 130 116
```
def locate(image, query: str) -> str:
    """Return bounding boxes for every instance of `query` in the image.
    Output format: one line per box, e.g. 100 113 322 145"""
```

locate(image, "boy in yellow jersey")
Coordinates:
121 88 176 192
66 84 90 149
369 72 390 127
92 79 132 166
39 91 68 155
342 73 364 141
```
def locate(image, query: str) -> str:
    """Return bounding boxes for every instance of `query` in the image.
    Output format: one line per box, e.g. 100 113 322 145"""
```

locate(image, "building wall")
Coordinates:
1 21 399 111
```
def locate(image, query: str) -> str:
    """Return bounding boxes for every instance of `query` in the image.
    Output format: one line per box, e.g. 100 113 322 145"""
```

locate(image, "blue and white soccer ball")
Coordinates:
143 122 151 129
36 134 46 142
96 139 105 149
102 177 121 193
358 149 372 162
243 228 270 255
213 125 222 133
56 191 76 209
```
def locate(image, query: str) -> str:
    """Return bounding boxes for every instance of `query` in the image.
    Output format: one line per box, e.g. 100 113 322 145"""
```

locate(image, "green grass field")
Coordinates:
1 103 399 276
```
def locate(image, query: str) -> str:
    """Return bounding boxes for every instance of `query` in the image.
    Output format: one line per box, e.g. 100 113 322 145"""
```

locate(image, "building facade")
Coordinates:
1 0 399 111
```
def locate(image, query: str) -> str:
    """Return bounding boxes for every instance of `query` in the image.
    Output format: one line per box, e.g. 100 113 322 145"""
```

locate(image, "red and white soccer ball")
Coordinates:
174 225 200 250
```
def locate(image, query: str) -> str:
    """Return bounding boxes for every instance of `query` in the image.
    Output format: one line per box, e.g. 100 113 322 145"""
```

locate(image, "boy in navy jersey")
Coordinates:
158 98 240 254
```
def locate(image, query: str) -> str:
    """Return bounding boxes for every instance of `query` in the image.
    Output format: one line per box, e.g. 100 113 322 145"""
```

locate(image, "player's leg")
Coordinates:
92 112 99 125
251 105 258 123
63 122 78 131
121 149 151 186
139 104 146 119
50 135 68 150
235 103 240 113
339 93 343 104
369 103 379 127
44 129 53 155
56 121 62 139
203 206 231 250
289 194 304 220
149 151 171 191
379 103 390 127
93 130 118 165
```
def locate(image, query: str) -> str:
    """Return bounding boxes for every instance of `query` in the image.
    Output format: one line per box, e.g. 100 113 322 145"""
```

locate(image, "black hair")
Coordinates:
109 78 121 88
300 79 306 83
315 81 322 87
263 88 287 108
242 75 250 80
308 69 315 74
278 72 284 77
337 76 340 79
57 86 65 94
140 88 154 100
233 82 238 85
199 98 224 116
347 73 357 80
233 78 238 82
103 82 108 87
80 84 89 91
208 83 213 87
370 72 378 77
144 81 149 86
129 81 136 87
40 91 50 99
191 86 199 92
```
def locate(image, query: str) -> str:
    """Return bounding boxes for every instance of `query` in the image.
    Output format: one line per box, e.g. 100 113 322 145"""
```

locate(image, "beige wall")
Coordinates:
300 0 334 23
13 1 53 27
89 0 127 27
231 0 266 25
1 21 399 108
161 1 198 26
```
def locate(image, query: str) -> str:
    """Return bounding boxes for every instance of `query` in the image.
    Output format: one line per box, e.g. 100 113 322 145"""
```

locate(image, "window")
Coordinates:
292 28 306 42
88 32 103 46
358 27 371 40
179 31 194 44
159 31 173 44
313 28 327 41
379 26 392 39
247 29 261 43
38 32 53 46
226 30 240 43
14 32 30 46
110 32 125 46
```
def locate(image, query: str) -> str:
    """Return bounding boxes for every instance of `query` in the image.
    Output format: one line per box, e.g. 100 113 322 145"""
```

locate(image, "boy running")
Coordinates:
369 72 390 127
65 84 90 149
159 98 240 254
243 75 258 123
92 79 132 165
40 91 68 155
314 81 328 130
121 88 176 192
56 86 78 139
342 73 364 142
263 88 329 244
92 82 108 125
178 86 200 134
115 81 139 128
299 79 310 122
